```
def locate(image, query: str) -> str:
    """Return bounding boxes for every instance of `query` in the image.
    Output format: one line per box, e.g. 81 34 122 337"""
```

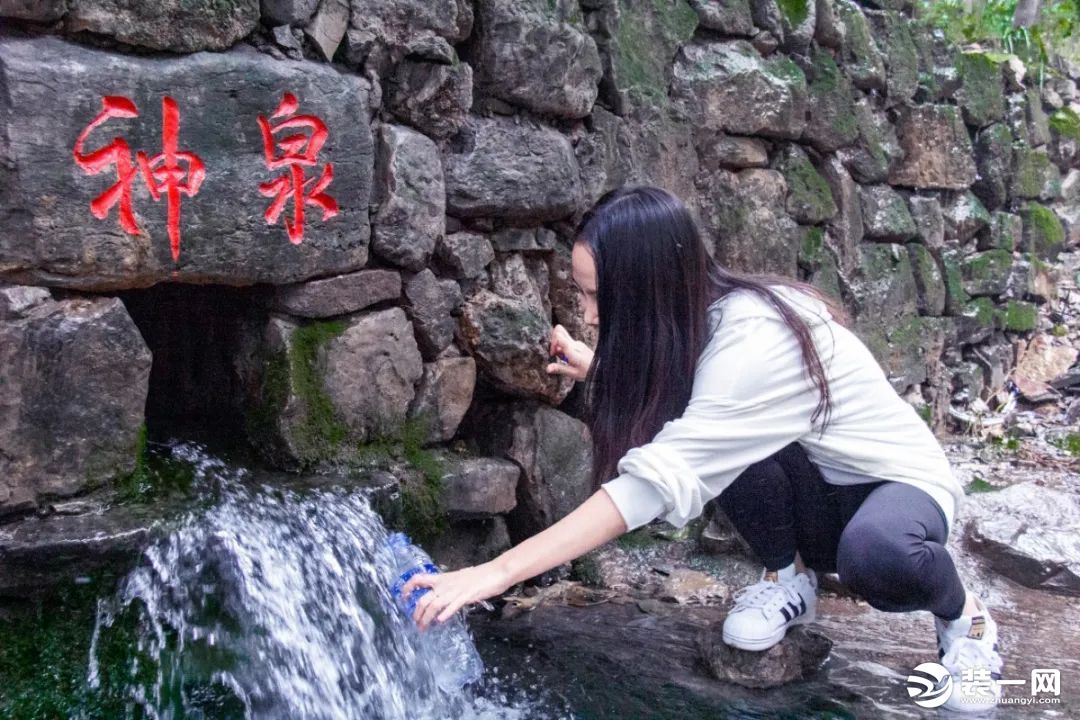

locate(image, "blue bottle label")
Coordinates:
391 562 440 615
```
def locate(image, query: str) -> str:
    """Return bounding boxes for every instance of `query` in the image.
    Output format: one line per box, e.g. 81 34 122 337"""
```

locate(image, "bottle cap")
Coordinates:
386 531 411 550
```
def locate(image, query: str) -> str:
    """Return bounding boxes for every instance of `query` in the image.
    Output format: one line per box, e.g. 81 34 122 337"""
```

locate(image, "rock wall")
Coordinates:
1 0 1078 560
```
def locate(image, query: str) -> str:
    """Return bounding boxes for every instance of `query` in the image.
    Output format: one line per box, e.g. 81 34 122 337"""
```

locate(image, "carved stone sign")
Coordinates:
0 35 373 291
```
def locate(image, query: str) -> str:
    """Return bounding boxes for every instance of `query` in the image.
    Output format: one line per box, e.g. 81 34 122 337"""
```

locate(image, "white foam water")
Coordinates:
87 441 562 720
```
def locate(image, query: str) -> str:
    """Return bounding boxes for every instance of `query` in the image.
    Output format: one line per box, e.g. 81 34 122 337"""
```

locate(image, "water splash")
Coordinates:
88 441 558 720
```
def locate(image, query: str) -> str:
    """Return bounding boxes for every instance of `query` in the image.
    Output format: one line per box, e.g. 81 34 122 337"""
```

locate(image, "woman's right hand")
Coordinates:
547 324 593 382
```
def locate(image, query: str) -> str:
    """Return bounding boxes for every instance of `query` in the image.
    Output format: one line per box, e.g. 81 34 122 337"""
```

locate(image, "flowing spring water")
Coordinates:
87 441 561 720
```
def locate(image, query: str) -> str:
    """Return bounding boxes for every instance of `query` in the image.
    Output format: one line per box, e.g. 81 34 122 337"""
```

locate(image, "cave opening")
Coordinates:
116 283 274 456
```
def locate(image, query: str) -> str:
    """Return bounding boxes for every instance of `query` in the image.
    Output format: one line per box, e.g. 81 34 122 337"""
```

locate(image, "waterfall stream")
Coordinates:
86 441 561 720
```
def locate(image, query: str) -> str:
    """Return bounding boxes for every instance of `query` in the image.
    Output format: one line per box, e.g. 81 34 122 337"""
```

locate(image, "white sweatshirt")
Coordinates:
600 284 964 536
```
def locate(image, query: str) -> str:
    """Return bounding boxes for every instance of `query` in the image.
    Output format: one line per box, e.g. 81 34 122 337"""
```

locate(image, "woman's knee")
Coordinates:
836 522 920 596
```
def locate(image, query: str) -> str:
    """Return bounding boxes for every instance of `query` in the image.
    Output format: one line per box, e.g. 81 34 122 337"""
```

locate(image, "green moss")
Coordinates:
289 320 349 457
614 0 696 106
798 226 825 270
571 553 604 587
1054 433 1080 456
617 526 660 550
783 153 837 222
1049 107 1080 142
777 0 809 26
916 403 933 427
955 51 1006 126
963 296 998 328
114 426 197 503
1002 299 1038 332
1052 323 1068 337
965 476 998 494
1012 148 1060 200
1021 202 1066 259
942 250 970 312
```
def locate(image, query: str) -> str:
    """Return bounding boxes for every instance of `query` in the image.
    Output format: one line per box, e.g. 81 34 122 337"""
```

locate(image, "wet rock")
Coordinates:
774 144 837 224
858 184 917 241
470 0 601 118
403 269 461 359
0 36 373 291
907 243 947 316
320 308 424 442
699 168 800 276
65 0 259 52
463 401 591 539
436 232 495 280
698 624 833 689
407 356 477 444
966 482 1080 597
658 568 728 605
0 294 151 515
272 269 401 318
0 0 66 21
942 190 992 244
443 115 584 222
802 45 860 155
888 104 977 190
672 39 807 140
908 195 945 249
304 0 349 61
428 516 512 569
371 124 445 271
955 51 1007 129
458 290 573 404
387 57 473 140
440 456 520 519
687 0 753 35
972 123 1013 211
262 0 318 25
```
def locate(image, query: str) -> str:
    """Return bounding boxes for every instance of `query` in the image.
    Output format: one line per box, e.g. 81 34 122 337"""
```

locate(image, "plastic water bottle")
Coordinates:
387 532 484 691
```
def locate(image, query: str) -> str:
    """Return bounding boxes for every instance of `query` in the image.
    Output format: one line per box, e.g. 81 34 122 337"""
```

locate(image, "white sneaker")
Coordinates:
722 568 818 651
935 595 1003 714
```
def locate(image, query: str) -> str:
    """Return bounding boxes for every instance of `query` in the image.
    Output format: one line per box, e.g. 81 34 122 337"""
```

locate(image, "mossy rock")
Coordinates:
1001 299 1038 332
836 0 885 91
906 243 946 316
1019 203 1066 261
1049 107 1080 143
961 249 1013 297
955 51 1006 128
803 44 859 152
776 144 838 223
940 248 970 315
1011 147 1062 201
612 0 698 108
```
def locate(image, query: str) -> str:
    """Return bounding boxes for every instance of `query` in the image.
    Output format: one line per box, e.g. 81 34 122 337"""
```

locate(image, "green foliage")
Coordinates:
1049 106 1080 140
777 0 810 26
289 320 349 456
116 425 197 503
915 0 1080 85
1052 433 1080 456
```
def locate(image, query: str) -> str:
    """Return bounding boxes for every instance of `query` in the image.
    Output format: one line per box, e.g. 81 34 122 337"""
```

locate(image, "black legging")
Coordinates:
716 442 968 621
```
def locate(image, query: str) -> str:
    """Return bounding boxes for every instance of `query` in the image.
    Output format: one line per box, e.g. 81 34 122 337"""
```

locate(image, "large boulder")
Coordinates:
698 167 800 276
0 36 373 291
386 57 473 140
462 401 592 541
0 290 151 515
272 269 401 319
458 289 573 404
407 356 476 444
443 115 585 222
64 0 259 52
348 0 472 56
371 124 445 271
470 0 601 118
966 482 1080 597
672 39 807 140
439 456 520 519
888 104 977 190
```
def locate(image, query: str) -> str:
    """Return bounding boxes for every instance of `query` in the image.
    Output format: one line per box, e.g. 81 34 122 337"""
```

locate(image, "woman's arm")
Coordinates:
401 487 628 629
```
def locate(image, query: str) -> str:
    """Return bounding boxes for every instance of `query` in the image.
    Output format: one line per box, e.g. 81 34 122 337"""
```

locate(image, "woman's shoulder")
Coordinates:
708 284 833 327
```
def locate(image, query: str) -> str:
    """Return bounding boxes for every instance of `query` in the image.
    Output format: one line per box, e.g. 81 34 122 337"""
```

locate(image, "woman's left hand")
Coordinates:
399 560 514 631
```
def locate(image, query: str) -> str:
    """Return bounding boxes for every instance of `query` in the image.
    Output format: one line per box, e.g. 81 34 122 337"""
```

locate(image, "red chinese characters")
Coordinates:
257 92 339 244
73 95 204 262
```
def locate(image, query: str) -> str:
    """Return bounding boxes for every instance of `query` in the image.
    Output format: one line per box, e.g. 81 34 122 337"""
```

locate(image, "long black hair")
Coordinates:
575 185 850 491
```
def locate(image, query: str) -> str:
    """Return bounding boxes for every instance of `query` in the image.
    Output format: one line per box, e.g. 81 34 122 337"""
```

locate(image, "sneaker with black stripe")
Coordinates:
934 595 1003 714
722 568 818 651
